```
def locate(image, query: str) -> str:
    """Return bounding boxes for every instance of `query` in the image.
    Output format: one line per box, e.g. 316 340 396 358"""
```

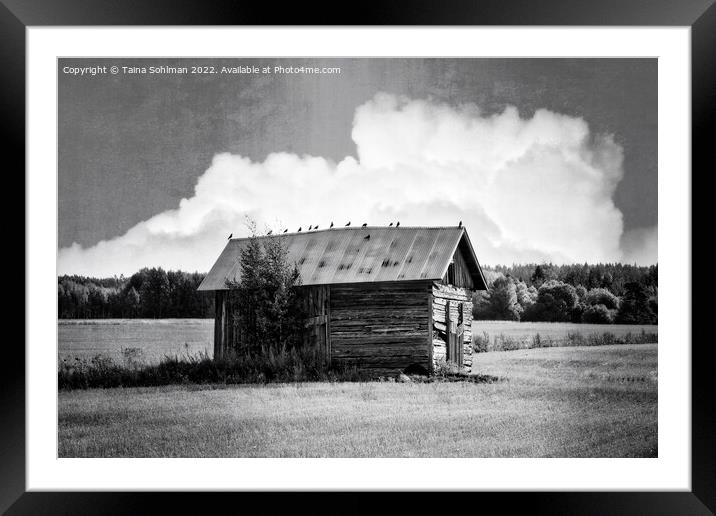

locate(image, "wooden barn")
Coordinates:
198 226 488 376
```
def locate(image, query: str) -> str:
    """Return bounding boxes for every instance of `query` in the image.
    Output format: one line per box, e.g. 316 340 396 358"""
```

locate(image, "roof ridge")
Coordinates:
228 225 464 241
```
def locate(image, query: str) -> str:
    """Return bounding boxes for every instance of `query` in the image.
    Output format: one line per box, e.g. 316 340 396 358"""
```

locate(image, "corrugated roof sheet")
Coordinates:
198 226 487 291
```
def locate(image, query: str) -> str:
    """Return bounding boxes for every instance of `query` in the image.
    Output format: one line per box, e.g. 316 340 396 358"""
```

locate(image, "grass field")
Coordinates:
58 343 657 458
59 319 213 364
474 320 657 341
473 320 657 351
58 319 657 365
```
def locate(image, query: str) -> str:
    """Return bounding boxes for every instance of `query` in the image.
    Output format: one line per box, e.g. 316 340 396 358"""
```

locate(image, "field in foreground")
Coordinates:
58 344 657 458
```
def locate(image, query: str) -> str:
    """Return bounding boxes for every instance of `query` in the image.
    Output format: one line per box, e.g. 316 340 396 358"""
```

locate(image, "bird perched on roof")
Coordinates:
330 221 334 228
309 225 312 230
388 222 393 227
364 234 370 240
345 221 351 226
228 233 233 239
396 222 400 227
298 227 302 232
361 223 367 228
458 221 462 228
283 229 288 233
314 225 319 230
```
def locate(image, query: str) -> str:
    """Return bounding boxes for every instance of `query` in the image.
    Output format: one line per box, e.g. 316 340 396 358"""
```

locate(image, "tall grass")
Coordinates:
58 345 366 390
474 329 658 353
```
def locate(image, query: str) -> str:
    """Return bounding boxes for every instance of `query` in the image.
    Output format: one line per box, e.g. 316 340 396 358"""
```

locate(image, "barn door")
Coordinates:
445 300 464 367
302 285 331 365
304 315 329 362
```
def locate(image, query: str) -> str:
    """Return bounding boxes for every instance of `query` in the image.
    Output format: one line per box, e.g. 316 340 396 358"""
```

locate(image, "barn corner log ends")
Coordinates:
198 226 487 376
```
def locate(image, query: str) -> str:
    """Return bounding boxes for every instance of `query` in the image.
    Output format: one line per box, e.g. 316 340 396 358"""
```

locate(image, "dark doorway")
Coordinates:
445 300 464 367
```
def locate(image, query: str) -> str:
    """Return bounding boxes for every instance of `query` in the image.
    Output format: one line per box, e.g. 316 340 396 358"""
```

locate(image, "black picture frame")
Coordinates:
4 1 711 513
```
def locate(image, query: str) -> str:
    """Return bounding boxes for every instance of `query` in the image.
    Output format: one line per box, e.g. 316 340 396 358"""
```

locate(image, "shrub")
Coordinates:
564 330 657 347
225 221 305 355
581 304 616 324
472 331 490 353
522 280 578 322
433 358 463 377
531 333 559 348
575 285 588 302
490 334 523 351
532 333 543 348
59 346 368 390
571 302 587 323
515 281 537 312
585 288 620 310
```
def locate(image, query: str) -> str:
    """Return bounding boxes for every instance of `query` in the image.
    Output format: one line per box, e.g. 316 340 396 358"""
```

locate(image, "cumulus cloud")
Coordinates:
58 93 657 277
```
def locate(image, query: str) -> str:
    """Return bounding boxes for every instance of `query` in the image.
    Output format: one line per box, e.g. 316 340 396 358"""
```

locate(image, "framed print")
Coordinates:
5 0 713 513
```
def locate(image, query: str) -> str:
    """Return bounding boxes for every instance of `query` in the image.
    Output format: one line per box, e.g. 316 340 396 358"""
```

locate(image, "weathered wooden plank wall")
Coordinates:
214 278 474 377
300 285 330 364
214 290 234 359
329 281 432 376
442 247 475 289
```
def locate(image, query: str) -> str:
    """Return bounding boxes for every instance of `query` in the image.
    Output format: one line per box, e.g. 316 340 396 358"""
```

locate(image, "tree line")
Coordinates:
58 268 214 318
58 262 657 324
474 263 657 324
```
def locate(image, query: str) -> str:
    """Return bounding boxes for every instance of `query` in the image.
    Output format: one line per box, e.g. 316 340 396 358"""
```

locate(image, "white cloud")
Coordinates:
58 93 657 277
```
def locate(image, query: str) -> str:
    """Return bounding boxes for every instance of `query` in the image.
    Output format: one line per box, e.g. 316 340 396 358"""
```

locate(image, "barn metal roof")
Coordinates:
198 226 487 291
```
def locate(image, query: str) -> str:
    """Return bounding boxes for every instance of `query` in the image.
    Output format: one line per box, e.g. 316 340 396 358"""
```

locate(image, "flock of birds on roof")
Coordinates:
228 221 462 239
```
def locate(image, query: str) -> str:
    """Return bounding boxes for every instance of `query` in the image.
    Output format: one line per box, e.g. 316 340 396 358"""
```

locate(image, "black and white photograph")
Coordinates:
56 57 659 458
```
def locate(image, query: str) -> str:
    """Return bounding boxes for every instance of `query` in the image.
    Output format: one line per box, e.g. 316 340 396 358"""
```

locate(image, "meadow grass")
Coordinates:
58 319 658 365
59 319 213 364
473 321 658 340
473 328 657 352
58 344 657 458
58 346 367 390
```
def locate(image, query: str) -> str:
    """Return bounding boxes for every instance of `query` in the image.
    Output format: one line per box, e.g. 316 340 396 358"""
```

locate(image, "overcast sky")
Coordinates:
58 58 657 276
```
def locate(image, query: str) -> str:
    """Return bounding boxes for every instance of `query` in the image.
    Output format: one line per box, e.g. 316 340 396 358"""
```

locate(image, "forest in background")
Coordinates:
58 263 657 324
475 263 657 324
58 269 213 318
